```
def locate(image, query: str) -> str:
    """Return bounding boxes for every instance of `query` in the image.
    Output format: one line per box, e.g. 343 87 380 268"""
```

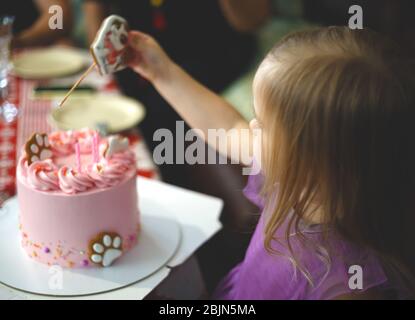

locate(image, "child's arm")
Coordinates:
126 31 253 165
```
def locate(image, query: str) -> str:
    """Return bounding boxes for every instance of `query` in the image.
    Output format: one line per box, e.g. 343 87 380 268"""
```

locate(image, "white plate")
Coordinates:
49 94 146 133
12 47 87 79
0 196 181 297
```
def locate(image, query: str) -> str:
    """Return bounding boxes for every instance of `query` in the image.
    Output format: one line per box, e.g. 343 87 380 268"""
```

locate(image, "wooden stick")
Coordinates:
58 61 97 107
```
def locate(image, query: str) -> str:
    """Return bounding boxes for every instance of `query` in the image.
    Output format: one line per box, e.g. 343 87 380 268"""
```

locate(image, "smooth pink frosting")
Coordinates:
18 130 137 194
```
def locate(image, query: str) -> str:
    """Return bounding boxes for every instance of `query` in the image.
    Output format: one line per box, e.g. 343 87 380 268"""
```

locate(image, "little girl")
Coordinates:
126 26 415 299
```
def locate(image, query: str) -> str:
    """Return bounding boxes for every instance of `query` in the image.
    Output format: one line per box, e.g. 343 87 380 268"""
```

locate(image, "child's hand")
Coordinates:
125 30 172 83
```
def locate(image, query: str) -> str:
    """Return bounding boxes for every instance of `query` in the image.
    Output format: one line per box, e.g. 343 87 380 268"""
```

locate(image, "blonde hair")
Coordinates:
254 26 415 295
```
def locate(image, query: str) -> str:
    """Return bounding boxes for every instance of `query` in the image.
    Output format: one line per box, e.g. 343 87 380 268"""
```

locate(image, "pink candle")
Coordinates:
92 132 99 163
75 142 82 173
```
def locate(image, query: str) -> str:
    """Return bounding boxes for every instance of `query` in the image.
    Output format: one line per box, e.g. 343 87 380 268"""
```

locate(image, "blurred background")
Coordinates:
1 0 414 295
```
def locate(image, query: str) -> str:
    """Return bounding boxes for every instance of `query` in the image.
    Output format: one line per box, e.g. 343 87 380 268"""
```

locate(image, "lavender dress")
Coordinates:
214 173 399 300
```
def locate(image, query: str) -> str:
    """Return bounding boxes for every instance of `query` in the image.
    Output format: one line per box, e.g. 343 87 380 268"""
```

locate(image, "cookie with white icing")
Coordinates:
89 232 123 267
90 15 129 75
25 133 53 165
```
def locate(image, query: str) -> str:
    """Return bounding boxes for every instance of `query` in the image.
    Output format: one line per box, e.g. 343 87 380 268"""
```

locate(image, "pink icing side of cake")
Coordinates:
16 130 140 268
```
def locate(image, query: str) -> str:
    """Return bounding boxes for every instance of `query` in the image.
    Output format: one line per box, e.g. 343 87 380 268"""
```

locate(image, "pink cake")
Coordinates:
16 129 140 268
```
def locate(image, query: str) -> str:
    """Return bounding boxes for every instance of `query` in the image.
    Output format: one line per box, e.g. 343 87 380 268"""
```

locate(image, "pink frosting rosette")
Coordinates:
18 130 137 194
87 162 127 189
58 166 96 194
105 150 136 170
27 159 60 191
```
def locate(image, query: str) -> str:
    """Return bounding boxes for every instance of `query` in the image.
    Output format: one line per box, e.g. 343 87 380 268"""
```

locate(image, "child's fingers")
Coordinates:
129 30 150 39
128 30 152 51
126 31 150 68
127 31 141 50
123 46 142 66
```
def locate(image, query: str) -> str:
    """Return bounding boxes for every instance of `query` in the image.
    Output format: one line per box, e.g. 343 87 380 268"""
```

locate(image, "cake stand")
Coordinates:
0 197 181 296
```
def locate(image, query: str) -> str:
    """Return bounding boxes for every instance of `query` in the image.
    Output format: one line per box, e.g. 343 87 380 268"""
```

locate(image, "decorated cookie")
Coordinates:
89 232 123 267
24 133 53 165
91 15 129 75
104 135 129 158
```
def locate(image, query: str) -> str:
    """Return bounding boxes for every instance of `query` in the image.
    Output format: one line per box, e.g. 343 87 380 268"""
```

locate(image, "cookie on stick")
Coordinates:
58 15 129 107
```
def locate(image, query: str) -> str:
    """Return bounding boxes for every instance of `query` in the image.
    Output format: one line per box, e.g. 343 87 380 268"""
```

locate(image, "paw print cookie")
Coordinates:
25 133 53 165
91 15 129 75
89 232 123 267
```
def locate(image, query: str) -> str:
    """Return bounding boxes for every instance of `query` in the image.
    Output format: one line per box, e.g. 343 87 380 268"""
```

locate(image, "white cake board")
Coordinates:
0 197 181 297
